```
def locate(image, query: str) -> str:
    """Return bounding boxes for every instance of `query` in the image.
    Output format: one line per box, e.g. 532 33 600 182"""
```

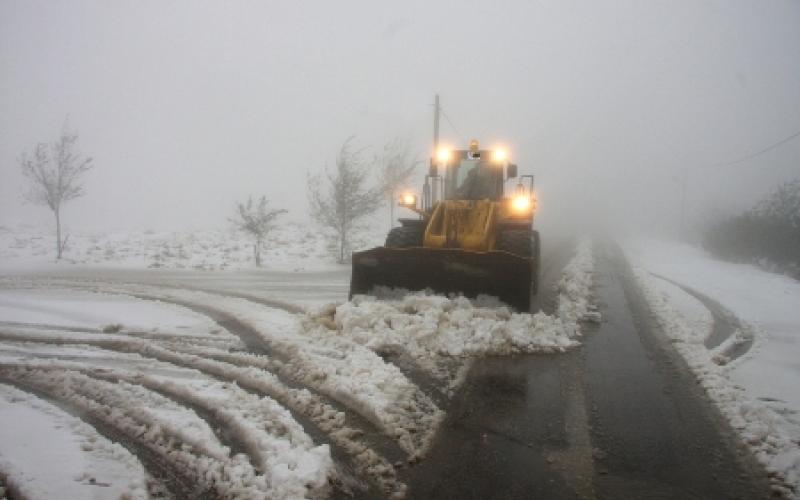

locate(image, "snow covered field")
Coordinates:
0 229 596 498
624 238 800 497
0 223 383 272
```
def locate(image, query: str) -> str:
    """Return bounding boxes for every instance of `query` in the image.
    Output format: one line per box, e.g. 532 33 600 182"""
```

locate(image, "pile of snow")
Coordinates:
0 222 384 272
319 238 597 358
329 294 574 357
625 237 800 497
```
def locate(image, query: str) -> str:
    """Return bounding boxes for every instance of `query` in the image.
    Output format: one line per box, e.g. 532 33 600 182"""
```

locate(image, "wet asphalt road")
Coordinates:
404 240 775 500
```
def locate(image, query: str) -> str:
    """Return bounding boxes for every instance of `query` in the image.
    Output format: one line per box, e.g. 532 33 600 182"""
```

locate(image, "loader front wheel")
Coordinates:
385 226 424 248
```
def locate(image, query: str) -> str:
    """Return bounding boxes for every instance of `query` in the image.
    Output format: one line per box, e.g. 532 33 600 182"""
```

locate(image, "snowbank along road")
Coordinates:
0 237 792 499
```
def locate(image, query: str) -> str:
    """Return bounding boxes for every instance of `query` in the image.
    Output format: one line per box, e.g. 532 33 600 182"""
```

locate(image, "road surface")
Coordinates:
404 239 775 499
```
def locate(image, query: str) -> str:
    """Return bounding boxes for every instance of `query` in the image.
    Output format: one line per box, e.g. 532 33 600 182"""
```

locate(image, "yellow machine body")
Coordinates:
349 142 540 311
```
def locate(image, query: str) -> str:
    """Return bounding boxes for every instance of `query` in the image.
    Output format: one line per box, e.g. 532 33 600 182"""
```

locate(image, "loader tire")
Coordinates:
497 229 540 294
385 226 424 248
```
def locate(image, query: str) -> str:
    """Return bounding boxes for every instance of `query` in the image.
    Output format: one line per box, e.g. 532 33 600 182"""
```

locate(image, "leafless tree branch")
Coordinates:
229 195 287 266
307 137 383 263
19 123 93 259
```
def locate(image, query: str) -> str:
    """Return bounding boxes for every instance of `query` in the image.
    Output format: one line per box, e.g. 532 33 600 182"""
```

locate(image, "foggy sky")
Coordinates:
1 0 799 237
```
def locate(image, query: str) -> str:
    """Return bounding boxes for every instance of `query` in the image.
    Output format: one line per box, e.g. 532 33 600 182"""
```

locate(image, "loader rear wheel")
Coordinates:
385 226 424 248
497 230 540 295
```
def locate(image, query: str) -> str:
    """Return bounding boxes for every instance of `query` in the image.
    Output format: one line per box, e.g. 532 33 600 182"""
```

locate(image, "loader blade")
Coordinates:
349 247 536 312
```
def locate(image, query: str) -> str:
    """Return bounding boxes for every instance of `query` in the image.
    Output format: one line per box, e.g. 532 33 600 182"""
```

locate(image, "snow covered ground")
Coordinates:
0 233 596 499
0 222 383 272
0 383 149 500
624 238 800 497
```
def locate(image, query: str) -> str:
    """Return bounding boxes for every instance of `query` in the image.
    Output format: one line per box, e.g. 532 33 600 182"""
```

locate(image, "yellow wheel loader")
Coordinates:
349 140 540 311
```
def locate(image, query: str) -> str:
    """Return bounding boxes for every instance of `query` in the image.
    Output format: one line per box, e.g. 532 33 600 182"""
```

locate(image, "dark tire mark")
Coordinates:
0 375 207 500
375 346 450 407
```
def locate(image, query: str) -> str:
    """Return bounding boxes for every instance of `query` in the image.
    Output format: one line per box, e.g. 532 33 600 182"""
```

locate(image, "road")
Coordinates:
0 239 780 499
404 239 775 499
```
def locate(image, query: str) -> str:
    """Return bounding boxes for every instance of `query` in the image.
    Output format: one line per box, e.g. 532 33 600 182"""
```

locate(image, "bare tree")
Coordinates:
230 196 287 267
308 137 383 264
378 137 421 228
20 125 93 259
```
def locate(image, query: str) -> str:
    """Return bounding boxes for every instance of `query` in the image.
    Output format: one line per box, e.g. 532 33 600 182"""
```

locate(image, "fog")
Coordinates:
1 0 798 239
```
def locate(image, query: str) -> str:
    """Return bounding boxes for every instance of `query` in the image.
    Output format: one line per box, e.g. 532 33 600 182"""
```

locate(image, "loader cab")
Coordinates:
423 140 520 212
445 152 505 201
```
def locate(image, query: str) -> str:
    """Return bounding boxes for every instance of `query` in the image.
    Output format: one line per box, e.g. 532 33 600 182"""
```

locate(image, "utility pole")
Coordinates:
680 168 687 234
433 94 440 151
677 167 688 237
670 167 689 238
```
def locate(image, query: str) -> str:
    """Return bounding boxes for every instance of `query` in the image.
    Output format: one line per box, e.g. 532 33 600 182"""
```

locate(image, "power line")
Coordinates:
440 108 464 144
705 127 800 169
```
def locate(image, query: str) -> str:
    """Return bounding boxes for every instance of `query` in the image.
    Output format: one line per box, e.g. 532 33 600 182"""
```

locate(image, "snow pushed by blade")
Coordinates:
329 238 596 358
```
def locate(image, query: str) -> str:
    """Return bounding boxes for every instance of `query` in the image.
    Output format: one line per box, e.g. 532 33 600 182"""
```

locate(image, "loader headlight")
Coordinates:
511 195 531 213
400 193 417 207
436 148 451 162
493 149 508 162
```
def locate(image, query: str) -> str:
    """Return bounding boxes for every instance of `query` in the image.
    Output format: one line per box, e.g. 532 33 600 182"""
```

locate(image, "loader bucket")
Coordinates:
349 247 535 312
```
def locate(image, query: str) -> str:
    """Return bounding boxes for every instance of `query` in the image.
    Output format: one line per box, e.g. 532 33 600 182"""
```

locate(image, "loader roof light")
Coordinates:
492 149 508 162
436 148 451 162
469 139 479 152
511 194 531 213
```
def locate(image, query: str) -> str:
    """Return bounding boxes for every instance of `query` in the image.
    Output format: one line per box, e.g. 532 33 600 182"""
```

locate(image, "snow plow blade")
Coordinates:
350 247 535 312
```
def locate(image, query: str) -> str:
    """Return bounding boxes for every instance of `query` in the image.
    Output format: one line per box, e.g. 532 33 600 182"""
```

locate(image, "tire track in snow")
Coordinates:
98 288 424 461
141 284 454 408
2 360 337 499
1 360 254 464
0 279 433 496
2 278 441 460
0 320 239 347
81 285 409 456
159 285 307 315
76 369 254 466
650 274 755 363
173 345 409 461
185 284 454 406
0 333 403 498
0 372 200 499
0 365 287 499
